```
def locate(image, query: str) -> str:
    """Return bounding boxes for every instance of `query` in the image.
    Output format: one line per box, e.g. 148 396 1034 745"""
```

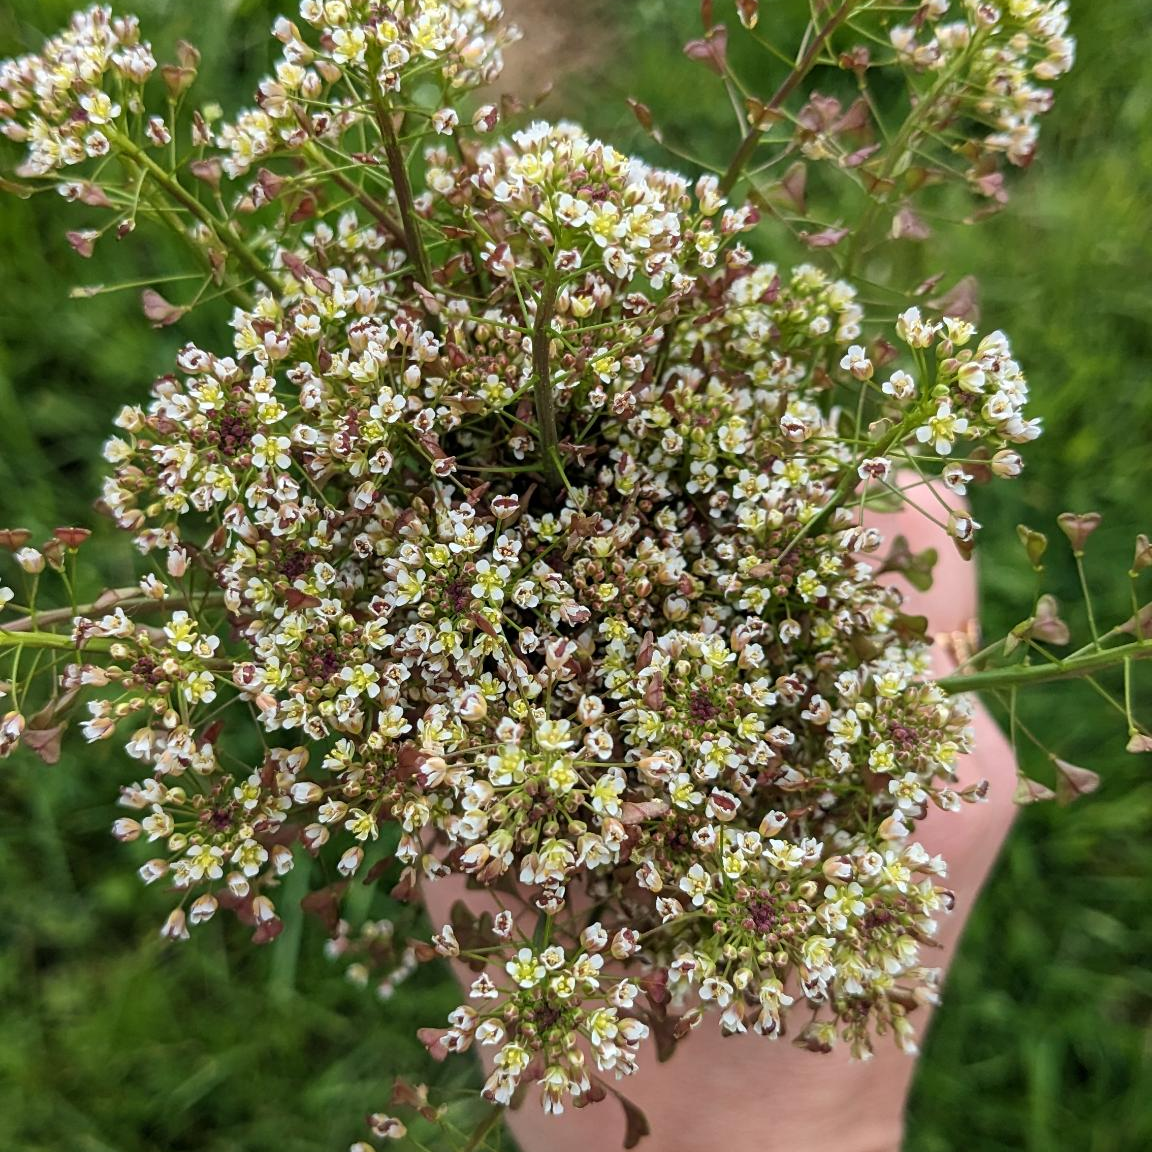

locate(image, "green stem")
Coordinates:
841 32 983 278
0 629 114 655
1123 657 1137 735
302 143 405 240
532 910 555 950
777 405 928 564
1066 624 1126 661
111 132 280 297
2 592 222 633
531 275 563 491
937 640 1152 695
135 190 254 310
1074 551 1101 648
367 80 434 290
719 0 856 195
462 1106 503 1152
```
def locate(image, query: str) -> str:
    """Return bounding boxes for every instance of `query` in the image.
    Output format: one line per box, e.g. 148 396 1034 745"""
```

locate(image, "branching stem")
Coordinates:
531 274 564 491
719 0 856 195
2 591 223 633
937 640 1152 695
112 132 280 297
368 82 434 290
303 143 405 242
0 629 113 655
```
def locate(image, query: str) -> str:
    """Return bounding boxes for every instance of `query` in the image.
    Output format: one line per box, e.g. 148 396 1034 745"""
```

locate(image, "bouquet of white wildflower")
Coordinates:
1 1 1146 1146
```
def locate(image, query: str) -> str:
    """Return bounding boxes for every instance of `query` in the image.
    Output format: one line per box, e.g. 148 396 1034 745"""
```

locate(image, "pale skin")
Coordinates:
422 484 1018 1152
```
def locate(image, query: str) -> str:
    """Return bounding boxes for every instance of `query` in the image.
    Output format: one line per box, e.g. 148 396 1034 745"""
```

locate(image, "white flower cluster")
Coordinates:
80 130 1034 1106
0 0 1064 1125
446 121 754 284
428 919 649 1112
0 5 155 177
217 0 517 177
890 0 1074 176
297 0 512 88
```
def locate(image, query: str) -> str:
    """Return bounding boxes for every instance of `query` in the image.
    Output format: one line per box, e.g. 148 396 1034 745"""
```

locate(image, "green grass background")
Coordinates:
0 1 1150 1149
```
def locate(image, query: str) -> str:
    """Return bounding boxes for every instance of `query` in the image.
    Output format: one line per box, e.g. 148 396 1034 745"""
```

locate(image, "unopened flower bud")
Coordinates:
432 925 460 957
338 846 364 876
991 449 1023 478
877 813 911 841
161 908 190 941
40 538 66 570
251 895 277 923
367 1114 407 1140
291 781 323 805
138 858 168 885
471 104 498 133
758 811 788 837
458 687 487 722
1131 534 1152 575
822 855 853 882
432 108 458 135
610 928 641 960
14 547 44 573
0 710 26 757
112 818 142 842
167 546 188 580
189 894 218 925
302 823 329 853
